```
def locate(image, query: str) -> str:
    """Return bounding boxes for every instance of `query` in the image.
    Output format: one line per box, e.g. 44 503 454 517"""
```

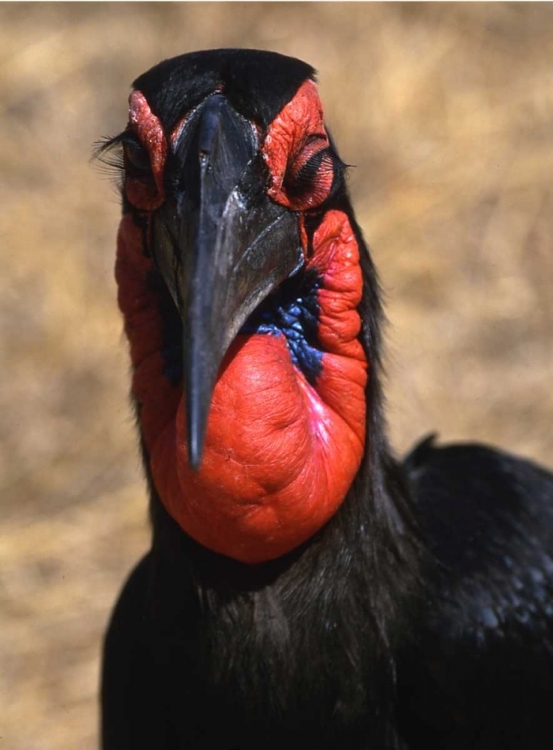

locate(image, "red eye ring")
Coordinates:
284 142 335 209
288 134 327 177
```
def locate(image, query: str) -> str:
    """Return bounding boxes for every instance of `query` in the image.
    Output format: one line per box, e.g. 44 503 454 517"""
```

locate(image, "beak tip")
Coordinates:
188 452 202 472
187 427 204 472
186 396 207 472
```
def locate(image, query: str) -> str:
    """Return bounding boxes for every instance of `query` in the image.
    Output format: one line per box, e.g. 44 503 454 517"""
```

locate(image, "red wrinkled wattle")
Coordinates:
263 80 334 211
115 216 181 442
153 333 365 563
116 207 367 564
308 210 367 442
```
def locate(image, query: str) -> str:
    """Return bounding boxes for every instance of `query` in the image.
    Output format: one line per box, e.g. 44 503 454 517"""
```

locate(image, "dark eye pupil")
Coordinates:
124 142 151 172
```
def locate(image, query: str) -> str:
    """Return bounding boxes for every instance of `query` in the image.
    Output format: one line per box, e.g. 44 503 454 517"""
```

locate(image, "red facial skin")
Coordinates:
263 80 335 210
116 83 367 564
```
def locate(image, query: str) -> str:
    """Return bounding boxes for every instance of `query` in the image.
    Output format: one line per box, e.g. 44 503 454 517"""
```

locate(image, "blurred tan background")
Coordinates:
1 3 552 748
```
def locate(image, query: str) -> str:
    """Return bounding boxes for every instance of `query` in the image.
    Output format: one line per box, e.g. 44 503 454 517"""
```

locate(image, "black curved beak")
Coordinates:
151 94 303 469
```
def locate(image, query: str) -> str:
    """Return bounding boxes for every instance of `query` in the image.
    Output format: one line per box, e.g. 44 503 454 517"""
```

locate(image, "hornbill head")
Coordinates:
100 50 376 564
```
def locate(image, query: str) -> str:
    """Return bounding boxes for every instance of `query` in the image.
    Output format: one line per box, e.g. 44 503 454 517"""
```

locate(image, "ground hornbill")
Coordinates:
98 49 553 749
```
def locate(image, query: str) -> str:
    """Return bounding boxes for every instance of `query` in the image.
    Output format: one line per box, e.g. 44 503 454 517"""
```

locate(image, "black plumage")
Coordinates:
101 49 553 749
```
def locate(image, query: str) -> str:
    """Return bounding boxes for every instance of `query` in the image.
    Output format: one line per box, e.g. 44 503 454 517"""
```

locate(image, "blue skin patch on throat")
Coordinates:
156 269 324 387
241 270 324 385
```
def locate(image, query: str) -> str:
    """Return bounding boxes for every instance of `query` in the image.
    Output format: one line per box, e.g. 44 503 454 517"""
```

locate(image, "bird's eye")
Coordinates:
283 137 340 210
94 125 161 210
123 138 152 175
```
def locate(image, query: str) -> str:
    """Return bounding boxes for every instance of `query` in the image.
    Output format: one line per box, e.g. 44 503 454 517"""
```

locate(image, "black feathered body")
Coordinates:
399 440 553 748
103 441 553 749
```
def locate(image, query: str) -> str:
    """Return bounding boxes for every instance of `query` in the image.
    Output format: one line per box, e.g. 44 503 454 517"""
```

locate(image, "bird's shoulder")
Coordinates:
404 435 553 632
405 434 552 549
397 438 553 746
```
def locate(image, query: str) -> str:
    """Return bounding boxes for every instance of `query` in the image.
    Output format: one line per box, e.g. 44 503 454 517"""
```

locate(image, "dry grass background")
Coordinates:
1 3 553 748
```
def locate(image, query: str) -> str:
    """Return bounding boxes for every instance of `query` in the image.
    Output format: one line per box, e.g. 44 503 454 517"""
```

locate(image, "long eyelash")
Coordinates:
92 133 127 175
286 149 334 198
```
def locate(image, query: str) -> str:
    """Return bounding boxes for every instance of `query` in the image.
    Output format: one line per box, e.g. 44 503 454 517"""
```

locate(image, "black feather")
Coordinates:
133 48 315 133
399 439 553 748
